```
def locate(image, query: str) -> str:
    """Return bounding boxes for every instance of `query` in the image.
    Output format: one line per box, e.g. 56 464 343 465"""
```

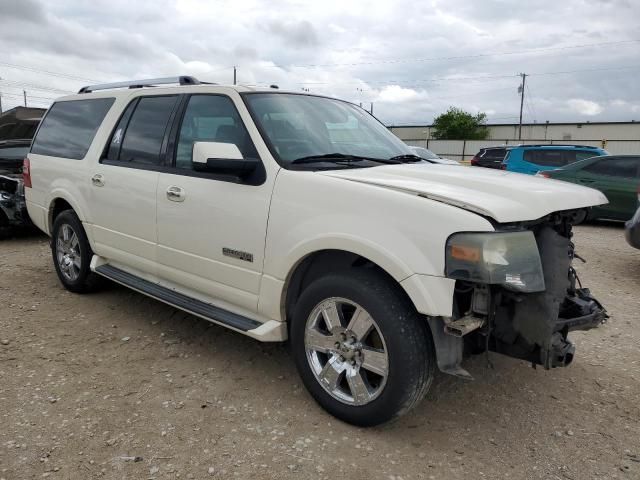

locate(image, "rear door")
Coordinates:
580 157 640 220
90 94 181 275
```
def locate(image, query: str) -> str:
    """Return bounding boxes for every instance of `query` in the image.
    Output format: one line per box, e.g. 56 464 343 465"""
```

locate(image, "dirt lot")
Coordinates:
1 223 639 480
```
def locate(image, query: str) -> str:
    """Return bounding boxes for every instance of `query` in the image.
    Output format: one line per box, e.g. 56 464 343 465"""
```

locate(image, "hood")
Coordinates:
319 163 608 223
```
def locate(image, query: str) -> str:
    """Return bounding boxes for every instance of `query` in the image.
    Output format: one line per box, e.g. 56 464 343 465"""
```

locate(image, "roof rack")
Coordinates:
522 144 600 149
78 76 204 94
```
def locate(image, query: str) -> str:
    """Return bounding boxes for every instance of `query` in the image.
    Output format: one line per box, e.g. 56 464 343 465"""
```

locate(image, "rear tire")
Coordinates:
51 210 101 293
290 269 435 426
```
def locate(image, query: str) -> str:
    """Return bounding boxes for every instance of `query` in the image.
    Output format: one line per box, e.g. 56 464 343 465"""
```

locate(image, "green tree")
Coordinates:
431 107 489 140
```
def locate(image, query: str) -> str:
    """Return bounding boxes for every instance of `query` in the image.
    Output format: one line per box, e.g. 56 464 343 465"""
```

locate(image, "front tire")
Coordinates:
290 269 435 426
51 210 101 293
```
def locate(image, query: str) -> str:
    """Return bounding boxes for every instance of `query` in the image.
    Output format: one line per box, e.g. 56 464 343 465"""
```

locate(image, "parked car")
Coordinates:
408 146 460 165
0 107 46 237
625 205 640 249
503 144 608 175
0 140 32 237
538 155 640 222
470 147 508 169
25 76 608 426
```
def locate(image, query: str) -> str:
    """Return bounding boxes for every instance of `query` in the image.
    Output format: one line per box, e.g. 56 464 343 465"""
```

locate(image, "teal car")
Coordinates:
540 155 640 221
503 144 608 175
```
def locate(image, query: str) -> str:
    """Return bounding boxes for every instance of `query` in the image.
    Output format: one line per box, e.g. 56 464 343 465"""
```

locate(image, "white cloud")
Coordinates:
376 85 421 103
566 99 604 116
0 0 638 124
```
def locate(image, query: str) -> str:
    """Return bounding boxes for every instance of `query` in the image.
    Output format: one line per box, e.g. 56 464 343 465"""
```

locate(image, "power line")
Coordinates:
261 39 640 69
0 79 74 94
0 60 102 82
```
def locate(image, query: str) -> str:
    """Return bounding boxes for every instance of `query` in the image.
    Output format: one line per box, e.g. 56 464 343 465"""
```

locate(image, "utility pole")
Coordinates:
233 66 237 85
23 90 27 107
518 73 527 140
370 102 374 115
0 92 3 115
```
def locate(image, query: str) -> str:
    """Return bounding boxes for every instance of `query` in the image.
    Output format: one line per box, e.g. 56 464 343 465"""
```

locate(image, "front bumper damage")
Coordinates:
0 174 31 233
442 212 607 375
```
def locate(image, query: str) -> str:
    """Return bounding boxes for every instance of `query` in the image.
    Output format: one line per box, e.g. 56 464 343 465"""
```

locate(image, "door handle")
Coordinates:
166 186 185 202
91 174 105 187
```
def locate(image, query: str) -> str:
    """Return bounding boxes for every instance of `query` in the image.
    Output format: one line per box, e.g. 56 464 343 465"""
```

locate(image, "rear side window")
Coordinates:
115 96 179 165
584 157 640 178
482 148 506 160
524 149 574 167
31 98 114 159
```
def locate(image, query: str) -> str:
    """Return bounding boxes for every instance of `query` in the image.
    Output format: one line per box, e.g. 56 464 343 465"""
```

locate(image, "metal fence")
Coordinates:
402 139 640 163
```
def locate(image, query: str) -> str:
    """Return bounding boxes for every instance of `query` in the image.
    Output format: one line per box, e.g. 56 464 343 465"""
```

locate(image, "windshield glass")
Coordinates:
0 146 29 160
243 93 414 168
410 146 439 160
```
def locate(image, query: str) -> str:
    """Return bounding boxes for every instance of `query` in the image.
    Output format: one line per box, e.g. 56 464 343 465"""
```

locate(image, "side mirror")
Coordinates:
192 141 260 177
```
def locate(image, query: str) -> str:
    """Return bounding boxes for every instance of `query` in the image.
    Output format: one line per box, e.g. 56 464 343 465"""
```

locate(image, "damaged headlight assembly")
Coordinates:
445 231 545 293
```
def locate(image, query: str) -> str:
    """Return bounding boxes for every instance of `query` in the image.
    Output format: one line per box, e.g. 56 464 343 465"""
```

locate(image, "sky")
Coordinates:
0 0 639 125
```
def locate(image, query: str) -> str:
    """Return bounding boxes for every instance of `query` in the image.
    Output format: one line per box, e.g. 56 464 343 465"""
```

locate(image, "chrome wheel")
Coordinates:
304 297 389 406
56 224 81 281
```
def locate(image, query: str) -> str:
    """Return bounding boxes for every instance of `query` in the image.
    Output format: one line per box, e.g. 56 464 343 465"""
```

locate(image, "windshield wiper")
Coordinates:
387 154 424 163
291 153 402 165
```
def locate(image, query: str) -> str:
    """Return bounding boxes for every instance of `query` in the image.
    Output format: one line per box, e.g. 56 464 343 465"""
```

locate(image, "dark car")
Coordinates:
470 147 508 169
625 203 640 249
0 107 46 237
540 155 640 222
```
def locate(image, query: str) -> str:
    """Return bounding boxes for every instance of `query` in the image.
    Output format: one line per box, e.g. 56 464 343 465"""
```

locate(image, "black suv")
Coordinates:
471 147 508 169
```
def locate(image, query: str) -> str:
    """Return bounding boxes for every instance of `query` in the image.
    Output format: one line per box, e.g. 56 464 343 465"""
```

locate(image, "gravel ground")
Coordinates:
1 223 639 480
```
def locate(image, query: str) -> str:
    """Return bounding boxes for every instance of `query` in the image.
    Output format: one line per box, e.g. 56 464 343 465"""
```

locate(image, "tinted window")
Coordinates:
584 157 640 178
176 95 258 169
105 100 137 161
31 99 114 159
481 148 506 160
523 149 574 167
118 96 178 165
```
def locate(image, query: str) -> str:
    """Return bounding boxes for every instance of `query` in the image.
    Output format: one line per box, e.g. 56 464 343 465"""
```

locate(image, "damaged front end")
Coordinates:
0 174 31 236
444 210 607 371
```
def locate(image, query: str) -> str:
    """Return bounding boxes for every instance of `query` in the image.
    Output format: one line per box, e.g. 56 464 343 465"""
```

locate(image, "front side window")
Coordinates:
175 95 258 169
243 93 414 168
31 98 115 159
116 96 179 165
584 157 640 178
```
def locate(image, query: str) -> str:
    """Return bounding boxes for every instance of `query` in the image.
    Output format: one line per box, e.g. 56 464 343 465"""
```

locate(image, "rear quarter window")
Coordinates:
31 98 115 160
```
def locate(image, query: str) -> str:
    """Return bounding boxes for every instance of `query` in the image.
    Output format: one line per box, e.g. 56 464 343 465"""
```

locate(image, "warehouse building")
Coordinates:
388 121 640 161
388 121 640 143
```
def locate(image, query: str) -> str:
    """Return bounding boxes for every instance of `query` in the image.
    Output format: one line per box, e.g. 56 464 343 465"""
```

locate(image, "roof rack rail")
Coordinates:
523 144 600 149
78 76 202 94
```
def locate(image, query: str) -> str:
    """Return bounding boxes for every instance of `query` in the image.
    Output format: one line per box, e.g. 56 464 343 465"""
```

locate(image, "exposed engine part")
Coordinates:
452 213 607 371
0 174 31 235
444 315 485 337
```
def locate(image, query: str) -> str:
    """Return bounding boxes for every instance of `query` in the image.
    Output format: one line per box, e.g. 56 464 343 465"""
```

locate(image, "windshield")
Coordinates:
242 93 415 168
410 146 439 160
0 146 29 161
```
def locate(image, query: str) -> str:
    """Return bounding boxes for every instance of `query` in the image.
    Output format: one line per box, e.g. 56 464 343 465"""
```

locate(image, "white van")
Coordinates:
25 77 607 426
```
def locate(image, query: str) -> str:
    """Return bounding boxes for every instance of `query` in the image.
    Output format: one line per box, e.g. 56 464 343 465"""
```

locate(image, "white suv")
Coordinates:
25 77 608 426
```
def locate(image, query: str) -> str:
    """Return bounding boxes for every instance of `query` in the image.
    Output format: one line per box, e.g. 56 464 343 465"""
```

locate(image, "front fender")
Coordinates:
263 170 494 318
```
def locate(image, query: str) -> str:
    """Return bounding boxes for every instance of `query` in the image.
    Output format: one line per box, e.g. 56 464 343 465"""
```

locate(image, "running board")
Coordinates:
94 264 261 332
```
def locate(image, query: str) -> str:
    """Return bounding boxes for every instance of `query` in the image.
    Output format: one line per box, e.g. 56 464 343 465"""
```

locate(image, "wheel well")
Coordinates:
283 249 411 324
49 198 73 231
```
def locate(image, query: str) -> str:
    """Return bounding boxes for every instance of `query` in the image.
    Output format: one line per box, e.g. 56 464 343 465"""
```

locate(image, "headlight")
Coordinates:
445 231 545 292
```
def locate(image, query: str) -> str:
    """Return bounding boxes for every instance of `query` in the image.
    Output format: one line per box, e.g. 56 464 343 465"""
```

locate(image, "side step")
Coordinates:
95 264 261 332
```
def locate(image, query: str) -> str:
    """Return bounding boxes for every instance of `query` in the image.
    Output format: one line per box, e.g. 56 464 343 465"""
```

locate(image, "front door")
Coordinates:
155 94 274 313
